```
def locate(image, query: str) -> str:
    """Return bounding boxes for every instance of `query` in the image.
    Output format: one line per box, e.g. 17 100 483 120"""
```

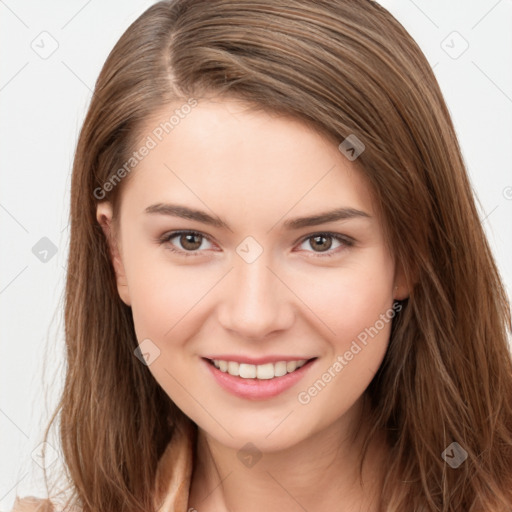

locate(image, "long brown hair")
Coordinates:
43 0 512 510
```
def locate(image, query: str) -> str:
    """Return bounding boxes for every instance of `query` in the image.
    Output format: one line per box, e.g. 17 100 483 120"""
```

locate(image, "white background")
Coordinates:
1 0 511 509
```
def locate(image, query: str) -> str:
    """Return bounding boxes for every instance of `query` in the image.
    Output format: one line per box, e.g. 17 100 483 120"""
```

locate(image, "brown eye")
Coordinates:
179 233 203 251
308 235 332 252
158 231 214 255
296 232 353 256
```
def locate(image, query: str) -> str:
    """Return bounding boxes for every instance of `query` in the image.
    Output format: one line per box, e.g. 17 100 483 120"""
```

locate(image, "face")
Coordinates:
97 97 407 453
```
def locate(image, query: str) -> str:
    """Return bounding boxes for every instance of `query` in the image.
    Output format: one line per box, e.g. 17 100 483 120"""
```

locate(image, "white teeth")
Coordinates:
227 361 239 376
286 361 297 372
239 363 257 378
256 363 274 380
212 358 309 379
274 361 288 377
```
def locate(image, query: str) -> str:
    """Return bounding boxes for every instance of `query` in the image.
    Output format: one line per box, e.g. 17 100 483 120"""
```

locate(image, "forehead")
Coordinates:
120 98 377 223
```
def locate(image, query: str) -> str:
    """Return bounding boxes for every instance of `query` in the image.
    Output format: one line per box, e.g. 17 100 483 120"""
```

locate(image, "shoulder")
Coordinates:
11 497 56 512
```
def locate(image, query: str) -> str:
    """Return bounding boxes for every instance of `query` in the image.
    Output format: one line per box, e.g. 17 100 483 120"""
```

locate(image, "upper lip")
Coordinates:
203 355 316 365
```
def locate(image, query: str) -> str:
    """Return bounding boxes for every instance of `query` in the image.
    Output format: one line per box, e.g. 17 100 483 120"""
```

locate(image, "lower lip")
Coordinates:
203 358 315 400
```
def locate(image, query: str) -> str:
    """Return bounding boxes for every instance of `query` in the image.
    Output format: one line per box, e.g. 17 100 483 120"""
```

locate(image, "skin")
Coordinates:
97 97 408 511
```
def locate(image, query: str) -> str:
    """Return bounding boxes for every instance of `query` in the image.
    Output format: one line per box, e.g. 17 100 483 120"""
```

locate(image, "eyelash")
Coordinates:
157 230 354 258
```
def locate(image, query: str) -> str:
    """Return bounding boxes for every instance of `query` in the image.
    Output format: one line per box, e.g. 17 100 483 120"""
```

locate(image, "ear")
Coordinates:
96 202 131 306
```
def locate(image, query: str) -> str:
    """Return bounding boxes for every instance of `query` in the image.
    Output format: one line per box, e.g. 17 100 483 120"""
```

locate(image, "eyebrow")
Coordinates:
144 203 371 230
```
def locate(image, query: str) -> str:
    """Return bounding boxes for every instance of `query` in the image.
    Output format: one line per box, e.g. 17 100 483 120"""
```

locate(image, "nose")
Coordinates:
217 255 295 340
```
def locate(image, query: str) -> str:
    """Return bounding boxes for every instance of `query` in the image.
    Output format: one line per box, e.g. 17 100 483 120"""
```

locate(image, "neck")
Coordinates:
188 398 387 512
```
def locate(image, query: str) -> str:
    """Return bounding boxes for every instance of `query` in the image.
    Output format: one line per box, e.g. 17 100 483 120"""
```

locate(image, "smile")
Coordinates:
203 357 317 400
209 359 308 379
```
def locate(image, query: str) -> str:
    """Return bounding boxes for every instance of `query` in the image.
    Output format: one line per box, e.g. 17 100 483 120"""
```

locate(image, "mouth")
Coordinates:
202 356 317 400
205 358 313 380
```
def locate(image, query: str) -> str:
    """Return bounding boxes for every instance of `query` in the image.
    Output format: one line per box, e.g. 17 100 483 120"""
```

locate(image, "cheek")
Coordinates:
292 259 396 417
289 256 395 344
296 324 391 426
124 251 218 414
125 245 218 343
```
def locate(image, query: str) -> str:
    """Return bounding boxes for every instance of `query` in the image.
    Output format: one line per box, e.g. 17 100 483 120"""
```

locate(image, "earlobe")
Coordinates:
393 285 408 301
96 202 131 306
393 263 411 301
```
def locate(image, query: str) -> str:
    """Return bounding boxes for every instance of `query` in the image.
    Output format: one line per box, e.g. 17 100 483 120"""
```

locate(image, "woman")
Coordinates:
13 0 512 511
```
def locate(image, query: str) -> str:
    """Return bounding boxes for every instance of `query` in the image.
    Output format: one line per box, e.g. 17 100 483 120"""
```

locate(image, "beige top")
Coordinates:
12 421 195 512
